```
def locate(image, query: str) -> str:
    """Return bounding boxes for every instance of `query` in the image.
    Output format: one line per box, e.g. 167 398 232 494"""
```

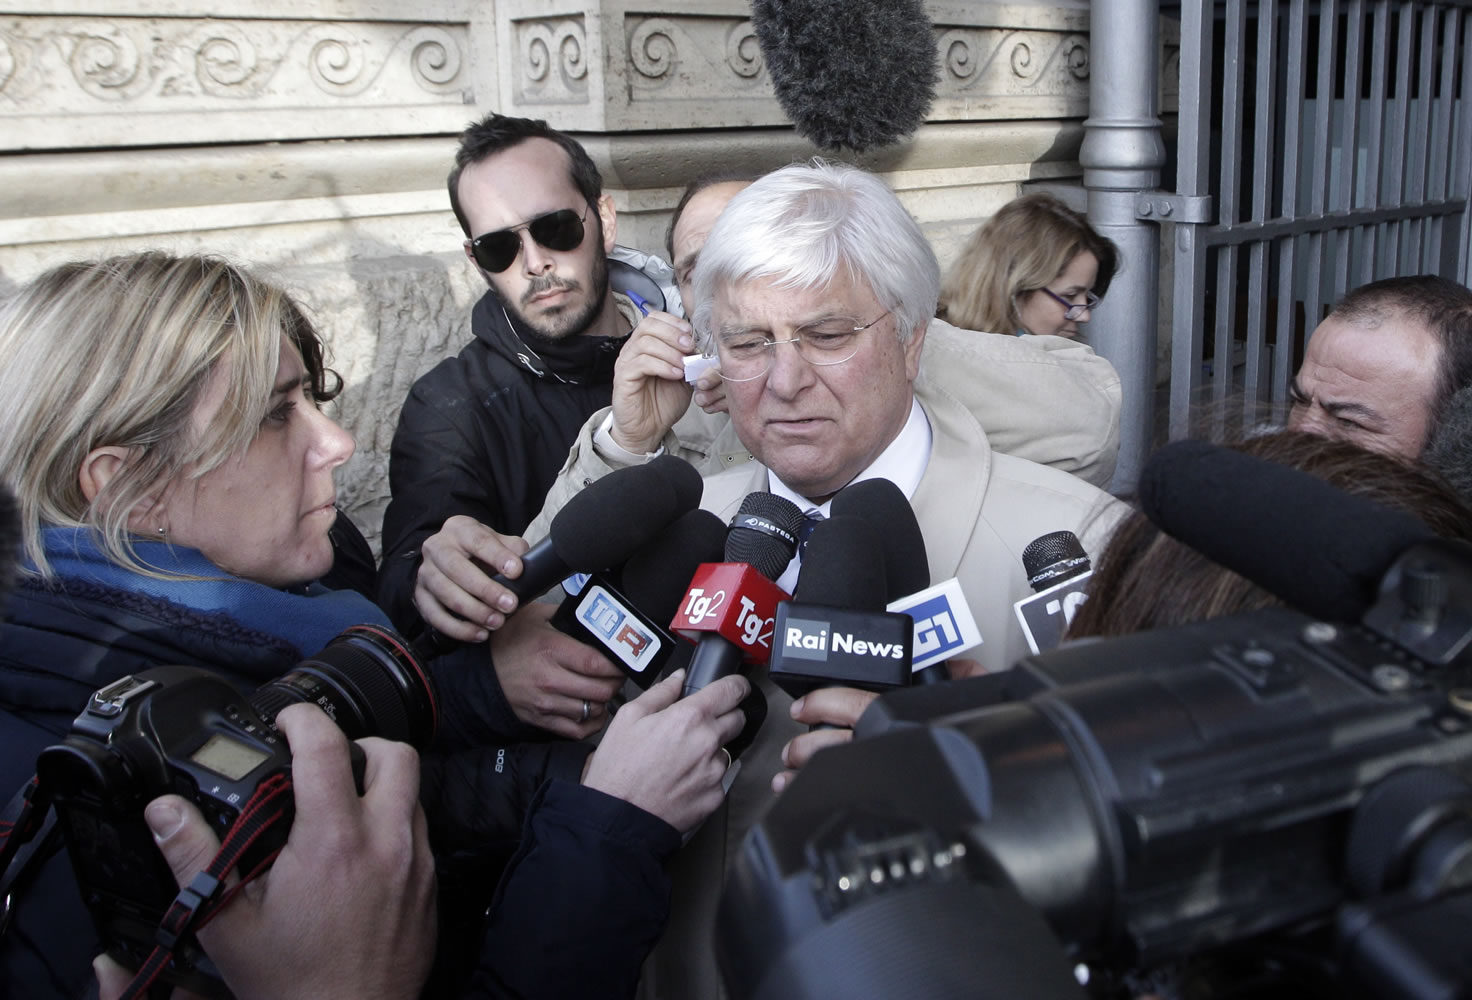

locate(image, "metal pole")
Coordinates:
1080 0 1167 492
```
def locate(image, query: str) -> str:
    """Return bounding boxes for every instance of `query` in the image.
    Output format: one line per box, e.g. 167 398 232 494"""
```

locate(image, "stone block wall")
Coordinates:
0 1 1175 552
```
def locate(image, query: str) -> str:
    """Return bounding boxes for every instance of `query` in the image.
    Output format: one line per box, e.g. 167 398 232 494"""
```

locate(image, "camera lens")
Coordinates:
250 624 437 747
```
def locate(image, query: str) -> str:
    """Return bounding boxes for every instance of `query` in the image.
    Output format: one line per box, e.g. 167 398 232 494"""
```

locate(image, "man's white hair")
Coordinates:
690 159 940 348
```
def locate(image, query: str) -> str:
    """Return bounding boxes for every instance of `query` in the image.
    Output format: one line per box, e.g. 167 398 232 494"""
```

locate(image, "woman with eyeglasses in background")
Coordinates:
938 191 1119 340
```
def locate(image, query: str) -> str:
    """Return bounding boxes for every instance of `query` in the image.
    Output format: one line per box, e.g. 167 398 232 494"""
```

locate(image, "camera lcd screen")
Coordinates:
191 733 269 781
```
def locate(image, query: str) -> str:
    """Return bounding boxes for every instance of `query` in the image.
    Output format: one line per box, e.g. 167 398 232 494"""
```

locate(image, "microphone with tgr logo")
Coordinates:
674 493 804 698
1012 530 1095 654
552 509 727 688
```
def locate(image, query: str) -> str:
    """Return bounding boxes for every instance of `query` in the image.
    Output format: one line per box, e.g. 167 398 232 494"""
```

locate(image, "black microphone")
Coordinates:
677 493 805 698
1013 530 1095 654
412 455 703 659
769 515 913 701
751 0 937 153
829 478 929 600
830 478 955 683
1023 531 1092 592
552 509 728 688
1139 439 1435 622
493 454 703 600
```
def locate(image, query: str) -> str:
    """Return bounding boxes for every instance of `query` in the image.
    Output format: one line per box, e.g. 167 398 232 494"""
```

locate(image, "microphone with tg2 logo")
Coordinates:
674 493 804 698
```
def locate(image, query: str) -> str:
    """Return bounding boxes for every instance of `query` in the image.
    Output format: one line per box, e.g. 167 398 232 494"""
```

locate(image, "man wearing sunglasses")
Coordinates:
523 160 1126 999
379 114 710 743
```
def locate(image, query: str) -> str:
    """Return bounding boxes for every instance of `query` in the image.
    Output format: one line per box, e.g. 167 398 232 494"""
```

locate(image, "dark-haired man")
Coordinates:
1288 274 1472 459
378 114 725 740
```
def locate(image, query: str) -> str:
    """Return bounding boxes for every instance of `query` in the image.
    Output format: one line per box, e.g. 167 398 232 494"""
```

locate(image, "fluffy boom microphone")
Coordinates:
1138 439 1436 623
751 0 938 152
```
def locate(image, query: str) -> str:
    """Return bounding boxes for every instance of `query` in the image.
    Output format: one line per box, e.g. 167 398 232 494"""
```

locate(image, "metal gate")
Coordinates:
1166 0 1472 437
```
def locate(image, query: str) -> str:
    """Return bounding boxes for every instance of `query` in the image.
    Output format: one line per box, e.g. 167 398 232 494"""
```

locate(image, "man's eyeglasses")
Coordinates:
709 312 891 382
1038 286 1101 322
468 207 589 274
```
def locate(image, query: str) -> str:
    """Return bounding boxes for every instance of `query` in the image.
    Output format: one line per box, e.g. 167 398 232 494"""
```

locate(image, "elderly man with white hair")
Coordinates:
530 159 1124 998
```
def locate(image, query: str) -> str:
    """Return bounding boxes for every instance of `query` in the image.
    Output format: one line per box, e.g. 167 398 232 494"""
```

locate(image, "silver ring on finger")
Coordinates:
580 699 591 724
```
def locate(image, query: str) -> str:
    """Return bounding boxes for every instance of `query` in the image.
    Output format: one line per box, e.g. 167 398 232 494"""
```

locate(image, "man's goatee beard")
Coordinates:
506 249 611 341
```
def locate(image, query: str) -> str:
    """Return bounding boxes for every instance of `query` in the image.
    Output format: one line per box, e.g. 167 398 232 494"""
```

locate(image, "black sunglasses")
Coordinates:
468 207 589 274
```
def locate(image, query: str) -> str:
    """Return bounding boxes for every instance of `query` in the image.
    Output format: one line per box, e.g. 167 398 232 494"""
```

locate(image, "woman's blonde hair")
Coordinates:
0 252 340 579
938 192 1118 334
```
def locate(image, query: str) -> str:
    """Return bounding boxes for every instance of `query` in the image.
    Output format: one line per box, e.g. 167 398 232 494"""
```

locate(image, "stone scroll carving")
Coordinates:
496 4 1094 131
938 28 1091 98
620 15 771 102
0 16 473 149
512 16 589 104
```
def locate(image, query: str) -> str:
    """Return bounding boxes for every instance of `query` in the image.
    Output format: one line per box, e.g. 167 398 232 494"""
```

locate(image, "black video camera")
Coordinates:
718 539 1472 1000
33 623 435 996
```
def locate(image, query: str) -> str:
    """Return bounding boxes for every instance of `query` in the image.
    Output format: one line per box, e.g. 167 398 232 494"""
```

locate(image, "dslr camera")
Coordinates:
33 623 436 995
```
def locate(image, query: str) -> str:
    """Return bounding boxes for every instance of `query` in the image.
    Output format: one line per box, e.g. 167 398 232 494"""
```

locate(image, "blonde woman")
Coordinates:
939 191 1119 338
0 252 746 1000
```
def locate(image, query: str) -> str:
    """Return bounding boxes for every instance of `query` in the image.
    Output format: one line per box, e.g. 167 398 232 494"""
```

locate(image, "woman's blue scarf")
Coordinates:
36 526 391 659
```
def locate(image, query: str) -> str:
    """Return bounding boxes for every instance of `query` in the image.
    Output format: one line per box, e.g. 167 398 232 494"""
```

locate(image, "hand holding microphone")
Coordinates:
551 509 728 689
411 454 703 651
582 669 750 835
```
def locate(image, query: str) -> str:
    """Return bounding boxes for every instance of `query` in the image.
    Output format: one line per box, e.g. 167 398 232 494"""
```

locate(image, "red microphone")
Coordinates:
671 562 790 662
676 493 804 697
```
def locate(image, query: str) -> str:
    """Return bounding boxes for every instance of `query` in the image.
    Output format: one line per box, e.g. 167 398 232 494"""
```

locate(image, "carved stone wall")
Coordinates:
0 1 1172 553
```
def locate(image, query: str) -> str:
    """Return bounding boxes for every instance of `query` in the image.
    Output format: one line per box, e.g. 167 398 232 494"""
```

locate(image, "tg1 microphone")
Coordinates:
674 492 804 697
1013 530 1095 654
769 515 914 699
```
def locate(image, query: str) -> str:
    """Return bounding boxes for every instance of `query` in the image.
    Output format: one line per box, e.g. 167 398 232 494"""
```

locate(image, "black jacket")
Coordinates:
378 258 673 632
0 575 674 1000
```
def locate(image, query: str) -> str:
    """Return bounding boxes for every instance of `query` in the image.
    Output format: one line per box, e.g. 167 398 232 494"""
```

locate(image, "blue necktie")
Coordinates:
797 510 825 559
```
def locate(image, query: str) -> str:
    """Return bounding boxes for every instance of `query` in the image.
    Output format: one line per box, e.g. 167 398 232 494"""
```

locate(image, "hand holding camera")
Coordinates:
94 704 436 1000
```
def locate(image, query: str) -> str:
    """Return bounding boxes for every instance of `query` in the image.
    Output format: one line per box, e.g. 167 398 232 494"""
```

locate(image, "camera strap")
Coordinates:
114 772 296 1000
0 776 63 938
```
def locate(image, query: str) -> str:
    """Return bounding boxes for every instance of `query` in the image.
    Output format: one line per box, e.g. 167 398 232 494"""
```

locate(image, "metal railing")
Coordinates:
1167 0 1472 436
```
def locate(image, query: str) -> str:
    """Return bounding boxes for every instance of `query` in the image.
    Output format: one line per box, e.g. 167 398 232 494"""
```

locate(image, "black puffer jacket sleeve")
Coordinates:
378 374 505 633
418 739 591 858
428 642 545 749
464 779 681 1000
